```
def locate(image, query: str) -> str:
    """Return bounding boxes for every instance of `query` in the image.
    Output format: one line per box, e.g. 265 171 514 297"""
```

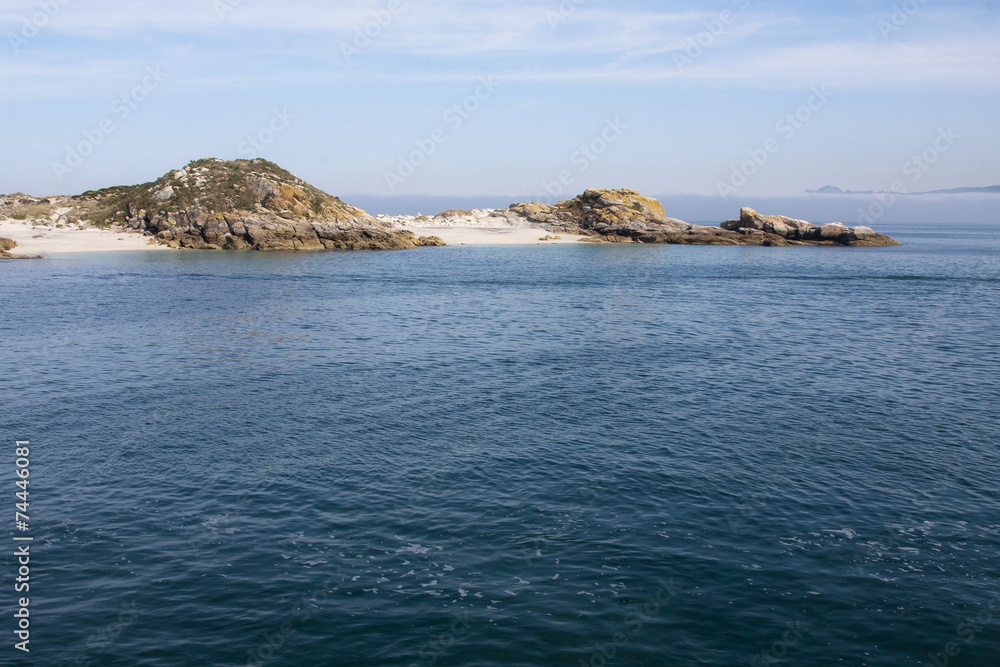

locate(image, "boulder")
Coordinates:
501 197 899 247
506 189 702 241
819 222 849 240
0 237 41 260
726 208 899 247
725 207 818 240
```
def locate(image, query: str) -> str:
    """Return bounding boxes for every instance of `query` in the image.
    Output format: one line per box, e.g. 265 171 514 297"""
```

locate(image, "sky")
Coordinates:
1 0 999 210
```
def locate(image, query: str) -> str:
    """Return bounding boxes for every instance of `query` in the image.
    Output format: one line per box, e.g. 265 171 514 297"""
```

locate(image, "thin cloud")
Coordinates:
2 1 997 94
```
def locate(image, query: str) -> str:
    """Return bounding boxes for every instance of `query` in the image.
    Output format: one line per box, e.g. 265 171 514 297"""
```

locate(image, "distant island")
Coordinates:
0 159 900 257
807 184 1000 195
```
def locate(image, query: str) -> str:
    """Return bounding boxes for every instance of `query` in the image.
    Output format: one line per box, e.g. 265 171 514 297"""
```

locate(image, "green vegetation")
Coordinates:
9 204 52 221
73 158 353 226
310 195 324 215
5 159 364 229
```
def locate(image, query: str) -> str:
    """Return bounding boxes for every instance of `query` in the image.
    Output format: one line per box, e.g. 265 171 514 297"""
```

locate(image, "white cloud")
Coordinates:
1 1 998 93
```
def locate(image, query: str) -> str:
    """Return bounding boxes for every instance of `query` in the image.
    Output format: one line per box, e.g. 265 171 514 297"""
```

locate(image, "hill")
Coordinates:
1 159 444 251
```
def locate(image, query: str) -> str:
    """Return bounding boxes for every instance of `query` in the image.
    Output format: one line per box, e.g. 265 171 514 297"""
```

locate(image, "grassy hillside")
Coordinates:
74 158 367 226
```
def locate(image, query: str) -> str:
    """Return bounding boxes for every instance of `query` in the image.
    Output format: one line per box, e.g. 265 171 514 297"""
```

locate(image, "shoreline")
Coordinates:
0 219 592 255
1 219 907 256
0 219 172 256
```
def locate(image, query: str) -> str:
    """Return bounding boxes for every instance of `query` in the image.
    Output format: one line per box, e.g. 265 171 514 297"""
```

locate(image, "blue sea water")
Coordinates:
2 222 1000 667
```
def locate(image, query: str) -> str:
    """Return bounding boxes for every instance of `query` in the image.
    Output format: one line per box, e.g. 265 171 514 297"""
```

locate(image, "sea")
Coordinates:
3 222 999 666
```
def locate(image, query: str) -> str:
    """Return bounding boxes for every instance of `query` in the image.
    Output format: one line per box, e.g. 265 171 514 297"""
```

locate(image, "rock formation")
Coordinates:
503 189 740 244
0 237 40 260
2 169 898 252
0 159 441 252
721 208 900 247
487 190 899 246
86 159 442 251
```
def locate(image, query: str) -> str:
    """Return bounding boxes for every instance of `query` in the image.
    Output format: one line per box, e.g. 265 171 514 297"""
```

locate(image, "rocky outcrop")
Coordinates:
377 190 900 247
0 237 40 260
134 207 441 251
492 191 899 246
504 189 742 244
4 170 899 252
721 208 900 247
94 159 441 251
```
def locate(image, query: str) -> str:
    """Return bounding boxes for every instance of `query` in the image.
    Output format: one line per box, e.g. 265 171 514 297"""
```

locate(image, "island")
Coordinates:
0 158 900 255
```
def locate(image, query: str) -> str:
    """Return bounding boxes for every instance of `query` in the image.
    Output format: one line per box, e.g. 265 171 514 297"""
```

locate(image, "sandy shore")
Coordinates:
0 219 171 256
0 220 590 256
405 226 587 246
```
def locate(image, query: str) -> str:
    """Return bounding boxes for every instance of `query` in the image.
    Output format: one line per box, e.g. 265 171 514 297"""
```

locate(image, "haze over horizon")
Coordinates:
2 0 998 213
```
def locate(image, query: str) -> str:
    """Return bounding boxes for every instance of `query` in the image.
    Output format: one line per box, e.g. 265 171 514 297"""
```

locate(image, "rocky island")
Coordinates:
382 189 900 247
1 159 444 252
0 160 899 254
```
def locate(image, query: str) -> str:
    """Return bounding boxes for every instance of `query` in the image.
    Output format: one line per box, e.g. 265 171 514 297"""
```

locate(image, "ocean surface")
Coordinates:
3 222 999 667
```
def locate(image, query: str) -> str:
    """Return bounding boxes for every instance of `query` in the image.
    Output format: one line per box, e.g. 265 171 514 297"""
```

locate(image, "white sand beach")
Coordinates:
0 219 591 256
404 226 587 246
0 219 171 256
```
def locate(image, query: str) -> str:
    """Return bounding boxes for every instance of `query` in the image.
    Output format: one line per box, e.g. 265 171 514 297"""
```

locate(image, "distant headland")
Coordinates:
807 184 1000 196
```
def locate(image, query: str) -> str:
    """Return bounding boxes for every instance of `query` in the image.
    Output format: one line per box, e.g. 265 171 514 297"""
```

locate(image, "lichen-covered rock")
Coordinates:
504 189 740 244
506 189 700 240
726 208 900 246
501 194 899 247
92 158 424 251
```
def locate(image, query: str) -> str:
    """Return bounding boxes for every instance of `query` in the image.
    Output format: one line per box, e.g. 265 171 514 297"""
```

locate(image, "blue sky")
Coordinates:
2 0 998 204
